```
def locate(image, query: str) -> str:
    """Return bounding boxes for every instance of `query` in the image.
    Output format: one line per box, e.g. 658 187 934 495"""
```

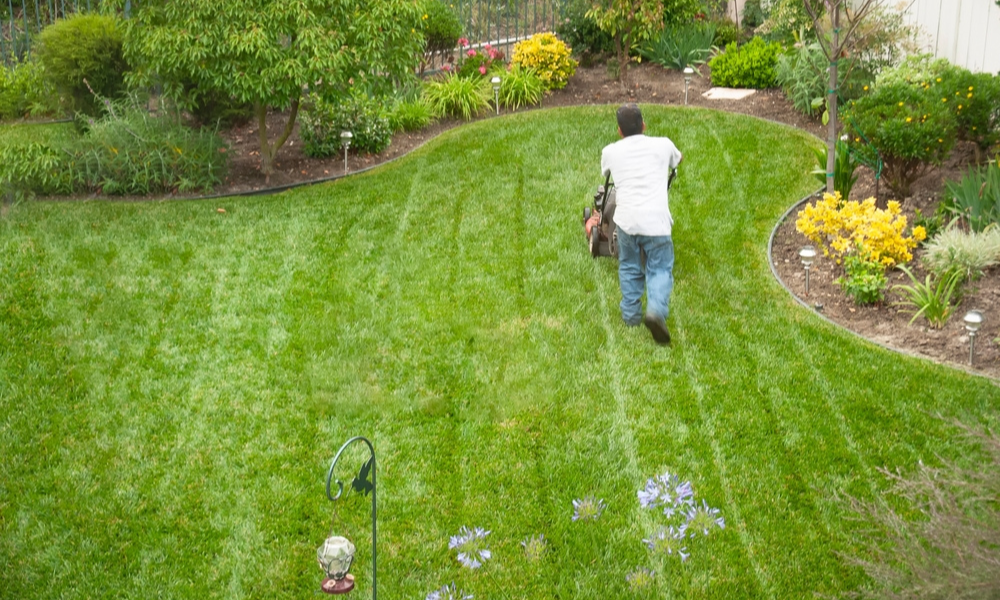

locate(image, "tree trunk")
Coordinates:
826 3 839 197
615 32 629 89
254 96 301 185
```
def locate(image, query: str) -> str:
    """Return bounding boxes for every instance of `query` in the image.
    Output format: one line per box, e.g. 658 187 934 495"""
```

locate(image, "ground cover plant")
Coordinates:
2 107 998 600
0 97 227 199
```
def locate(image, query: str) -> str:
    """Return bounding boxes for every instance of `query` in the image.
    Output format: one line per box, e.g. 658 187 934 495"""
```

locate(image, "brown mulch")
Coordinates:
30 61 1000 379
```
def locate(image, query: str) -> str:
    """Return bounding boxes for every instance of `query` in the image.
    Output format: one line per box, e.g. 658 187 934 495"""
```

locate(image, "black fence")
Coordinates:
453 0 571 59
2 0 566 68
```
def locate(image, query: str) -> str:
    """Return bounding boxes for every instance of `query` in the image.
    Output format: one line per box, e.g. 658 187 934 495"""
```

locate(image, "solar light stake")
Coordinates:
964 310 983 366
683 67 694 105
340 131 353 175
799 246 817 296
491 76 501 115
322 436 377 597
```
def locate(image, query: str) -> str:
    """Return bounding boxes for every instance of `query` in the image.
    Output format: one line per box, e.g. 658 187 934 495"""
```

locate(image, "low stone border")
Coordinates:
766 190 997 383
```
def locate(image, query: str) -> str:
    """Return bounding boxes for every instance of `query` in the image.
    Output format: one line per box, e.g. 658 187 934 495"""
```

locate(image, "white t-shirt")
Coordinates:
600 134 682 236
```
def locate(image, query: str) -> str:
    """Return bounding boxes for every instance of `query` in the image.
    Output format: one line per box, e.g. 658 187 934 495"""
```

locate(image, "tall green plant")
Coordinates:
775 41 871 118
497 64 545 111
422 73 491 119
943 161 1000 233
892 265 963 329
638 22 716 71
812 139 859 200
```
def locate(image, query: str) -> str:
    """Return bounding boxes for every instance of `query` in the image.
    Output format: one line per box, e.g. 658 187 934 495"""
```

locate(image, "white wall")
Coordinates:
901 0 1000 73
723 0 1000 73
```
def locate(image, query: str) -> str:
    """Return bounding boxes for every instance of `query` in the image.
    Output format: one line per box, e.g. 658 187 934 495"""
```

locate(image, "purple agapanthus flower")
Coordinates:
684 499 725 537
426 582 473 600
449 526 491 569
572 495 607 521
638 472 695 517
643 525 690 561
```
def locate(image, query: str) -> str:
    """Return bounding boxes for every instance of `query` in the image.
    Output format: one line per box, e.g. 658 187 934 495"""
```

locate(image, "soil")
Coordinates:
41 61 1000 379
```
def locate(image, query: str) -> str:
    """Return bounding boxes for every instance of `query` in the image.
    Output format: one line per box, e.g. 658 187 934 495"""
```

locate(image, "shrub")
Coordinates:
34 14 128 115
796 192 926 267
812 139 859 201
875 53 955 89
0 97 227 199
422 73 491 119
511 32 577 91
741 0 766 29
708 37 782 89
883 56 1000 156
420 0 462 58
837 252 888 305
755 0 813 44
843 81 956 198
556 1 614 60
0 59 58 120
933 69 1000 155
921 225 1000 281
775 41 871 117
943 161 1000 232
711 17 741 47
387 97 436 133
300 92 393 157
892 265 963 328
453 42 505 79
639 22 716 71
498 64 545 111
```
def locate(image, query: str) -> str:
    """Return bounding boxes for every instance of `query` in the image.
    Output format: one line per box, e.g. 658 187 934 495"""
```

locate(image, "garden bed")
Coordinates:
771 141 1000 379
213 62 825 195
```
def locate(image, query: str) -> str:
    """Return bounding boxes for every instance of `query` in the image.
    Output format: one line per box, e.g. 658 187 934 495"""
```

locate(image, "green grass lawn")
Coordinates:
2 105 997 600
0 120 76 147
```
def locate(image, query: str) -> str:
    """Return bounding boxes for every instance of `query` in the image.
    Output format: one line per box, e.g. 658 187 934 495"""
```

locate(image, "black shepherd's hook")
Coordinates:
325 436 377 600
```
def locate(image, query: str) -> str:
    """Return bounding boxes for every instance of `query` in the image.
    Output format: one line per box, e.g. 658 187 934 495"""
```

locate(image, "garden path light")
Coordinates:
683 68 694 105
963 310 983 366
340 131 353 175
799 246 817 296
491 76 501 115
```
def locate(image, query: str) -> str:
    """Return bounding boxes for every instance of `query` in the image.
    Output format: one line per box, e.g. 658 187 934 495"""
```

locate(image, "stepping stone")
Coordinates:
702 88 757 100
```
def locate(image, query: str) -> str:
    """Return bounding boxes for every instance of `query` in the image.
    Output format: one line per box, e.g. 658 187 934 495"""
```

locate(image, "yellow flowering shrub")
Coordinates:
795 192 926 267
511 32 577 90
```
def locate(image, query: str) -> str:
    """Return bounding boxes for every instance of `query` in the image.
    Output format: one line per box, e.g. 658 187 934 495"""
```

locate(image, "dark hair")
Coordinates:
616 103 644 137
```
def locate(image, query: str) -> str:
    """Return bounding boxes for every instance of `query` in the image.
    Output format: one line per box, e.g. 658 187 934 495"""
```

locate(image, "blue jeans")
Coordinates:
617 227 674 326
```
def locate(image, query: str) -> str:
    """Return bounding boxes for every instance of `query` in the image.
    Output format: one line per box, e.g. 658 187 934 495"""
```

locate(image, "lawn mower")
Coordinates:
583 167 677 258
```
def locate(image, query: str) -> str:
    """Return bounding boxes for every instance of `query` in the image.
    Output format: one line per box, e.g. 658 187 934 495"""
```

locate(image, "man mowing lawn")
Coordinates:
600 103 683 344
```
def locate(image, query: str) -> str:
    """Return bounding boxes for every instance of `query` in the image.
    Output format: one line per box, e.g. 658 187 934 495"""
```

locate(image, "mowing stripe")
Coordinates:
672 309 776 600
591 260 680 599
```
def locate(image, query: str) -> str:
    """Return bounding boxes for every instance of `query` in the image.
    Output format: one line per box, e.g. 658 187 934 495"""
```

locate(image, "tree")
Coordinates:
587 0 664 89
121 0 422 182
802 0 879 196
